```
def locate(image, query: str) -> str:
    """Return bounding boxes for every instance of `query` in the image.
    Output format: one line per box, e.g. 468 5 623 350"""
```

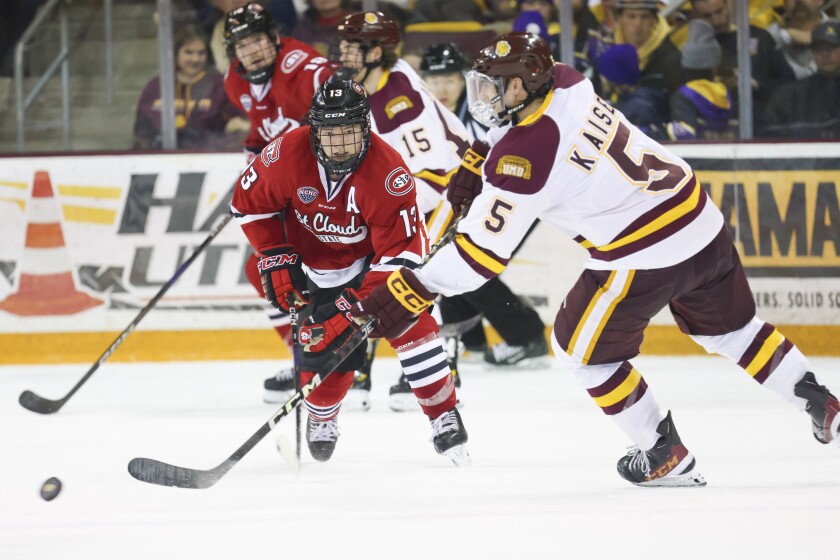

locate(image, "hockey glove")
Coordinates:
353 268 437 340
299 289 362 358
258 245 310 313
447 140 489 216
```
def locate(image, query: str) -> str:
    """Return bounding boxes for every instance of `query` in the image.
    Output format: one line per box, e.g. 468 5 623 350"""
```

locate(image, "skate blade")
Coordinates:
389 392 421 412
486 355 551 369
263 390 294 404
442 444 471 467
635 470 707 487
343 389 371 412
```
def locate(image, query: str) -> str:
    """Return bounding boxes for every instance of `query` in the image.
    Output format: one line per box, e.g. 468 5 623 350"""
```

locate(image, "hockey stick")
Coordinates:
128 318 376 489
19 213 233 415
127 205 470 489
288 300 303 465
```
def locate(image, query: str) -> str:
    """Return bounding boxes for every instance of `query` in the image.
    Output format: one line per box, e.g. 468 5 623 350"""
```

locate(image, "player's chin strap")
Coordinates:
507 79 554 126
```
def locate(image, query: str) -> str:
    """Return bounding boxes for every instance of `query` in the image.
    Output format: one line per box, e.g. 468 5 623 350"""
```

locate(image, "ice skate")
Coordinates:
430 407 470 466
343 370 372 412
263 366 295 403
306 416 340 462
794 372 840 446
389 372 420 412
617 411 706 487
484 336 549 367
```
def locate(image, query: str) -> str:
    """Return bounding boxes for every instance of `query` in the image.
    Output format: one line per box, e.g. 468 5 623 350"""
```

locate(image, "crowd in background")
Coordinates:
116 0 840 148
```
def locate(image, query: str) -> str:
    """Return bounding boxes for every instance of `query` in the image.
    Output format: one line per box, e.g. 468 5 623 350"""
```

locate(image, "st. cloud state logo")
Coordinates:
385 167 414 196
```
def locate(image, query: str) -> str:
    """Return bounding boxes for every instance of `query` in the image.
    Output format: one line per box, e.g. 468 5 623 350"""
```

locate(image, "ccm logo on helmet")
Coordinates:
281 50 307 74
324 112 347 118
385 167 414 196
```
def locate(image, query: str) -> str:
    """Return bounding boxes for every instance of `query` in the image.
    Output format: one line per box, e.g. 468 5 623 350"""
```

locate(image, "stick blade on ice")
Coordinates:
19 390 63 414
127 457 225 489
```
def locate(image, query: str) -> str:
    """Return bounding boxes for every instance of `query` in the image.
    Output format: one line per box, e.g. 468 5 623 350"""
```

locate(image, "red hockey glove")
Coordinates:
352 268 437 340
298 289 362 356
447 140 489 216
258 245 310 313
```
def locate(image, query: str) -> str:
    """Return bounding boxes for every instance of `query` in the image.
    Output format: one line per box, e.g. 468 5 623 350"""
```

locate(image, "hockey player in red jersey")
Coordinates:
352 32 840 486
231 78 470 466
223 2 336 402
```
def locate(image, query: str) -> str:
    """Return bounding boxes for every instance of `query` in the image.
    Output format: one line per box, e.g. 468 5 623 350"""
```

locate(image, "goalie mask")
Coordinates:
465 32 554 127
309 79 372 177
330 11 401 83
224 3 280 84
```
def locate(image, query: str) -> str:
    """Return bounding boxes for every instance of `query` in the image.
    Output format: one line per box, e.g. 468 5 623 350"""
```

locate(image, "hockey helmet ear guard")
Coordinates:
309 79 372 176
224 2 280 84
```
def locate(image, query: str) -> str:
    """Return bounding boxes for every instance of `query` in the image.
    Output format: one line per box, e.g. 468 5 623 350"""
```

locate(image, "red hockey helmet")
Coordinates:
465 32 555 127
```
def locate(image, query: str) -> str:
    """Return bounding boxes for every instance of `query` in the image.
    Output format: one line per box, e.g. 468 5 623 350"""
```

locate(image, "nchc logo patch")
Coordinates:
385 167 414 196
496 155 532 179
297 186 319 204
239 94 252 112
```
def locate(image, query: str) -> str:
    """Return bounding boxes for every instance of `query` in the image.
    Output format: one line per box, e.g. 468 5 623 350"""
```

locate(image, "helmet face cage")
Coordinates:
309 80 372 176
224 3 279 84
465 70 507 128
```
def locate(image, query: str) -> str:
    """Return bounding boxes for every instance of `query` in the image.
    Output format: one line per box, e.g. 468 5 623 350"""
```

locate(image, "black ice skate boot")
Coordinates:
306 416 340 462
430 407 471 467
344 370 372 412
389 372 420 412
616 411 706 487
484 336 549 367
794 372 840 446
263 367 295 404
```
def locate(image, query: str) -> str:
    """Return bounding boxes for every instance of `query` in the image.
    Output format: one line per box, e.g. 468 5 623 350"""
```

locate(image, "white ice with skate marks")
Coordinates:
2 355 840 559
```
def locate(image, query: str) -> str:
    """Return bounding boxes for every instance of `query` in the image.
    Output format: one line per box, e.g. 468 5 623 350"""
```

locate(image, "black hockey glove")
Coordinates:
353 268 437 340
298 289 362 369
447 140 489 216
258 245 310 312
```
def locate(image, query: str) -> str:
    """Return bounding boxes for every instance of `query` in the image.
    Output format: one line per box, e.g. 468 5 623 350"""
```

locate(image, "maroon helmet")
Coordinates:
466 32 555 127
337 11 401 49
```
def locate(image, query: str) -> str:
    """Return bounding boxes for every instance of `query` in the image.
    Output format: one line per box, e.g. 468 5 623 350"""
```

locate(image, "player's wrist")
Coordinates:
386 268 436 314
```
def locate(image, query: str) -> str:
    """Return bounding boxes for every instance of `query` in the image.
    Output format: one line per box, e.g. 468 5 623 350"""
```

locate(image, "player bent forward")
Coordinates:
231 78 469 466
353 32 840 486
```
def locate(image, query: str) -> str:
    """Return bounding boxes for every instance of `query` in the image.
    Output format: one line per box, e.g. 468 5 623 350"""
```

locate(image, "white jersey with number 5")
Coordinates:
416 63 724 297
368 60 470 215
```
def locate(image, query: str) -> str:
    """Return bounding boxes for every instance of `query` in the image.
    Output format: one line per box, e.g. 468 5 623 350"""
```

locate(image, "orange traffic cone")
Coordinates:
0 171 103 316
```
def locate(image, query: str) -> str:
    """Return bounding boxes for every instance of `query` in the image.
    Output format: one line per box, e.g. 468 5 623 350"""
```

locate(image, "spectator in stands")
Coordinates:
767 0 831 79
133 25 245 150
291 0 350 56
692 0 794 128
762 19 840 138
597 43 669 134
614 0 682 92
667 18 736 140
419 42 488 141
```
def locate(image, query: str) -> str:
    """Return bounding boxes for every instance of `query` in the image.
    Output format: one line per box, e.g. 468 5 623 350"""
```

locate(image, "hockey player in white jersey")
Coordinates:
351 32 840 487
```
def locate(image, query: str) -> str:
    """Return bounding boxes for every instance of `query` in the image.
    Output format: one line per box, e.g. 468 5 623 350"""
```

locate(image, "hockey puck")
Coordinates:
40 477 62 501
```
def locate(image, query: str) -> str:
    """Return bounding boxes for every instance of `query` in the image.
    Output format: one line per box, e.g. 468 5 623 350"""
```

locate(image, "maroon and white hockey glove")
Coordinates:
298 289 362 369
353 268 437 340
258 245 310 313
447 140 490 216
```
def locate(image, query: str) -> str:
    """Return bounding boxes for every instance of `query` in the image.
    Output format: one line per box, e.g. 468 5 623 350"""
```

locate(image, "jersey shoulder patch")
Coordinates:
370 72 425 134
485 117 560 195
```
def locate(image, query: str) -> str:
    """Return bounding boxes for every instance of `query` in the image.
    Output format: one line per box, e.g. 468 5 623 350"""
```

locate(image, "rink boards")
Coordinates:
0 143 838 363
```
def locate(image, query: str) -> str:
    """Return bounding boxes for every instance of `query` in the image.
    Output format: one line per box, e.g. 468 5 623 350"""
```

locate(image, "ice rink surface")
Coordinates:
2 353 839 559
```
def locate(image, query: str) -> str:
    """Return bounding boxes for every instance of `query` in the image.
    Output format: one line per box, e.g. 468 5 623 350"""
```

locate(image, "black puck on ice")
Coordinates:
40 477 62 501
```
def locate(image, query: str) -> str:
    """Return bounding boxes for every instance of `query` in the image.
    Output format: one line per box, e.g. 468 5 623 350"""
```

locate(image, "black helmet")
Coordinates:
224 3 279 84
309 79 372 177
421 43 467 75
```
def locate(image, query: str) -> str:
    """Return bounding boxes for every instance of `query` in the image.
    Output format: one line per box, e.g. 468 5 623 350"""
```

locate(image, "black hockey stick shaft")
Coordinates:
19 213 234 414
128 318 376 489
288 301 302 464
